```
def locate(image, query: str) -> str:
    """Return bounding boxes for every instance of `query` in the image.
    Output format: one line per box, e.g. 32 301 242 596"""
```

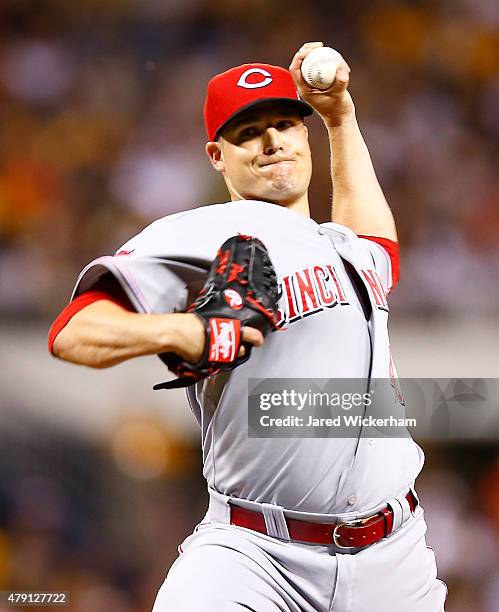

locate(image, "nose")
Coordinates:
263 127 283 156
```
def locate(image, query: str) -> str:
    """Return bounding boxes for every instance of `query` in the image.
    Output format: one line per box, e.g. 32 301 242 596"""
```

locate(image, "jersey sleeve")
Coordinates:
48 271 138 354
357 235 400 294
48 287 130 354
71 219 211 314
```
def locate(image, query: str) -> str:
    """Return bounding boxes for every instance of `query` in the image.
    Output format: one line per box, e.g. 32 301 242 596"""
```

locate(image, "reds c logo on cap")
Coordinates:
204 63 313 141
237 68 273 89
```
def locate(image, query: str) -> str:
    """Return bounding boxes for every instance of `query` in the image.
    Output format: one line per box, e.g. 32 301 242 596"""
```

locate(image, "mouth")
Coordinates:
258 158 296 168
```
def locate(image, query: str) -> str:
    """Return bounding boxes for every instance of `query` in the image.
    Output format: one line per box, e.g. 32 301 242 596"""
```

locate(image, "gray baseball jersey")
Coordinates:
72 200 424 514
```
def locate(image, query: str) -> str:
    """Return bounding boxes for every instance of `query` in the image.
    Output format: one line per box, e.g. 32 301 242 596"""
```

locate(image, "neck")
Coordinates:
278 195 311 217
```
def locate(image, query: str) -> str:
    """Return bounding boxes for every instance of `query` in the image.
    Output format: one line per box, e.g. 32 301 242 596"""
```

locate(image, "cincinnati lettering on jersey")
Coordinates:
276 264 349 327
360 268 389 312
276 264 389 326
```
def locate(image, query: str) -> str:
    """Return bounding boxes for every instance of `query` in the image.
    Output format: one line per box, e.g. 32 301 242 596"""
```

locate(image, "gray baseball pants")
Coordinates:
152 490 447 612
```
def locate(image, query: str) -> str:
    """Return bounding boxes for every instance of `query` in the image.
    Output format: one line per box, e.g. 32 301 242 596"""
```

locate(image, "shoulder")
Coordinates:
319 222 359 240
320 222 399 292
118 203 229 257
126 200 278 236
129 203 227 238
120 200 305 255
319 221 393 258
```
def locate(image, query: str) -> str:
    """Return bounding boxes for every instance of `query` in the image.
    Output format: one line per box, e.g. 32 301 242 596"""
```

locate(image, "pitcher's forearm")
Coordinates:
328 117 397 241
52 301 191 368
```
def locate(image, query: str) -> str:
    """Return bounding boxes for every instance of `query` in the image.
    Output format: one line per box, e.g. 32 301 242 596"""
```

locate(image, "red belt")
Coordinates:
230 491 417 549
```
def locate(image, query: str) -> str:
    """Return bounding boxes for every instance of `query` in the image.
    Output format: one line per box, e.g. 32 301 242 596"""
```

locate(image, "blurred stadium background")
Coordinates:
0 0 498 610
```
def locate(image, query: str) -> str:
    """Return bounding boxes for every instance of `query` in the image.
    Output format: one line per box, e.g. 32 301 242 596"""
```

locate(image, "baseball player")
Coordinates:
49 42 447 611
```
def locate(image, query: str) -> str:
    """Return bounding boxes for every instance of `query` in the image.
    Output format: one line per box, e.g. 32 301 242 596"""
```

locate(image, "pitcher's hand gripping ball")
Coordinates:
154 235 280 390
300 46 344 90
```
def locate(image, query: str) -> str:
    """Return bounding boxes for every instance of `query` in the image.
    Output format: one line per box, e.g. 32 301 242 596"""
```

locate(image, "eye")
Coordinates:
239 126 260 140
276 120 294 130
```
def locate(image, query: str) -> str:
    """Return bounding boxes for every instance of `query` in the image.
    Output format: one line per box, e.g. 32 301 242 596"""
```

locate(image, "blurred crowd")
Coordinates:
0 411 207 612
0 0 497 318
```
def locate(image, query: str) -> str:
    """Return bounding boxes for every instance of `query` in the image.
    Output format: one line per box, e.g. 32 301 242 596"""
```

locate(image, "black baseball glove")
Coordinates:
153 234 280 390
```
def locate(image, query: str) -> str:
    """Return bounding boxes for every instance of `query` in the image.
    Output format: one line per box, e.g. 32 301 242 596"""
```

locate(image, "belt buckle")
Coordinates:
332 518 365 549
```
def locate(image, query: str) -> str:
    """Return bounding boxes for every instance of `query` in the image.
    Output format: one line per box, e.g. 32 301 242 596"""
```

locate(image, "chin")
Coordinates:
266 183 303 205
239 179 307 206
258 192 302 207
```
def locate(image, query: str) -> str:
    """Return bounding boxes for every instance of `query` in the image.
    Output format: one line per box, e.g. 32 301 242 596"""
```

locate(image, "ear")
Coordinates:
303 123 309 140
206 141 225 173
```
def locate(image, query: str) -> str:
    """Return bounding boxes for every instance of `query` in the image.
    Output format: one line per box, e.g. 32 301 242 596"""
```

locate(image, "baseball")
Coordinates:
300 46 344 90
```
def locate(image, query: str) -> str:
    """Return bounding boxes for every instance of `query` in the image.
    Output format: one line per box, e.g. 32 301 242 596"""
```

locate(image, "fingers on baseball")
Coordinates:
336 60 351 80
328 61 351 93
289 41 324 72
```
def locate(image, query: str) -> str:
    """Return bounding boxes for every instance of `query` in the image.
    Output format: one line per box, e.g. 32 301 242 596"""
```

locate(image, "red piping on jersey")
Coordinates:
48 290 130 355
357 235 400 289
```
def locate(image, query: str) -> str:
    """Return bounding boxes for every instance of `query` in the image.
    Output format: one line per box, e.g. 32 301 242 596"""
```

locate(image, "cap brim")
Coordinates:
214 98 314 140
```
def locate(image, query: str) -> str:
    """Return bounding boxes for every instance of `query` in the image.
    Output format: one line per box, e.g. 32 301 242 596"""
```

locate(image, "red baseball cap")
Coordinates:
204 63 313 141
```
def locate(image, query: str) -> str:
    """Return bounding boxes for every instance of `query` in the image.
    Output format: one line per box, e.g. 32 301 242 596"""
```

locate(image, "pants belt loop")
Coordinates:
261 503 290 541
398 493 412 524
386 497 404 533
207 487 231 523
386 489 415 535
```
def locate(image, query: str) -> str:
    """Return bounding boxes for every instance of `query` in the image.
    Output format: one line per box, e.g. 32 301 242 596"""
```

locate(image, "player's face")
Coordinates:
206 104 312 207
